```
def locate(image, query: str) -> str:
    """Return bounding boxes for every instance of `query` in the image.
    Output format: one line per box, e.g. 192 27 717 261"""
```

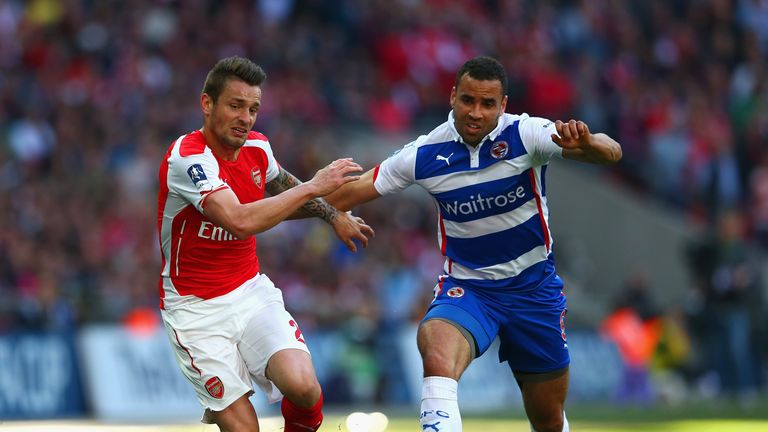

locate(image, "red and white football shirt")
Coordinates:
157 130 280 309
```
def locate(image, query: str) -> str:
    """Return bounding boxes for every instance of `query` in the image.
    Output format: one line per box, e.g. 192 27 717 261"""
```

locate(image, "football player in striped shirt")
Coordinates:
327 56 621 432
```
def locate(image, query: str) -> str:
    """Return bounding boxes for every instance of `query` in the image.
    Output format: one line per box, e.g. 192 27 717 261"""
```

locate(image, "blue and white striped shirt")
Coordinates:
374 111 564 291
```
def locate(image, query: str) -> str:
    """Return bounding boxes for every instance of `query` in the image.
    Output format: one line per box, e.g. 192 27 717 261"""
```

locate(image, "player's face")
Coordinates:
450 74 507 146
202 78 261 150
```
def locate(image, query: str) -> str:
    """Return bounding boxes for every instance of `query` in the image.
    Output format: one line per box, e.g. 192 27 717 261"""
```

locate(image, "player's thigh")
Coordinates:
498 281 569 375
417 319 473 379
237 299 312 401
419 283 500 378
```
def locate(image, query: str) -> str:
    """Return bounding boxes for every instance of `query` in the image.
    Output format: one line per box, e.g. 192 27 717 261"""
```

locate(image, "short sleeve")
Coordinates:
373 137 422 195
262 144 280 184
167 150 229 212
518 115 563 166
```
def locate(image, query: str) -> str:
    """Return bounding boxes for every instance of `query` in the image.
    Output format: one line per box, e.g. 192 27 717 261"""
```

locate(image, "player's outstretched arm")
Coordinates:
552 119 622 164
265 165 375 251
202 158 362 239
266 168 335 220
323 168 382 212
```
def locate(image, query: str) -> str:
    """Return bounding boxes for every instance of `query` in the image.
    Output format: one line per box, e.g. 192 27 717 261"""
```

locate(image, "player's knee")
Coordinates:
283 379 321 408
421 351 447 374
421 351 461 378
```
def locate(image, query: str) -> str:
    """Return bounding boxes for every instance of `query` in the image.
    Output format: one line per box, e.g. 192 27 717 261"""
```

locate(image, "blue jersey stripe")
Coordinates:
476 120 527 169
445 215 545 268
434 171 534 223
414 121 528 180
415 142 469 180
447 255 559 291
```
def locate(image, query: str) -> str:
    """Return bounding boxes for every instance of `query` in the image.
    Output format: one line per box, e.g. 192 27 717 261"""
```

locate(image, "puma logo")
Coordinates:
422 421 441 431
436 153 454 166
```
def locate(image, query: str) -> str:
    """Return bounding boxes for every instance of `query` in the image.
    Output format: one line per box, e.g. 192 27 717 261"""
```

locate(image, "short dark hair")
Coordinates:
455 56 508 96
202 56 266 102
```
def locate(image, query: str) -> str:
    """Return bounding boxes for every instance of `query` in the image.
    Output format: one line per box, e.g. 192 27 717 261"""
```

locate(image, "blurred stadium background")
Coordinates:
1 0 768 430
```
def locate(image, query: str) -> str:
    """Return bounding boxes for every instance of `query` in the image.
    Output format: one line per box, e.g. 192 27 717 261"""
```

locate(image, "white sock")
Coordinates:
530 411 569 432
420 376 461 432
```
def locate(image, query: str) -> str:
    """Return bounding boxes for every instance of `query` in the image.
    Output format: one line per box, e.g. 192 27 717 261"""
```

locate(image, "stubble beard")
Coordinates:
220 129 247 150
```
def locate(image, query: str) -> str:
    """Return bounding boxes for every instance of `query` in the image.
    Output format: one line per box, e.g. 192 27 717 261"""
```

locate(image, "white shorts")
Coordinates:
161 273 310 416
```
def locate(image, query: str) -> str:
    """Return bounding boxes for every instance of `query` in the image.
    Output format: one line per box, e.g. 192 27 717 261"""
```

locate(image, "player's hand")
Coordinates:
551 119 592 150
308 158 363 197
332 211 375 252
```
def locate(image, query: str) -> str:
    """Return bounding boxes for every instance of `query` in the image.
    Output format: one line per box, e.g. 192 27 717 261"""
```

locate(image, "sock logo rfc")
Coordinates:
421 409 450 431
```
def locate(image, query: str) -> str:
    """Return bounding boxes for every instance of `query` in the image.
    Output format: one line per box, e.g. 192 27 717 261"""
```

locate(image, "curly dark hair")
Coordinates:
455 56 508 96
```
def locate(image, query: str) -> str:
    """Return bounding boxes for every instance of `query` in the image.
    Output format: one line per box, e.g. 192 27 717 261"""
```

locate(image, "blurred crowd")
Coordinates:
1 0 768 403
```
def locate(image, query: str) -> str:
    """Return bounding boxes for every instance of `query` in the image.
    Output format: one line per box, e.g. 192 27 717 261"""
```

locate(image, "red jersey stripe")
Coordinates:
528 169 550 253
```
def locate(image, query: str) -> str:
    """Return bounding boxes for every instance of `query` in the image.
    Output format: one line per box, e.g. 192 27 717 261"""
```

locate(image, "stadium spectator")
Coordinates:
326 56 621 432
685 209 763 402
602 271 662 404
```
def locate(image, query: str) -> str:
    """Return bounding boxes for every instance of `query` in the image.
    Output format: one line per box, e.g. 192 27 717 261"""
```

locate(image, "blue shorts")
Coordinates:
422 276 569 375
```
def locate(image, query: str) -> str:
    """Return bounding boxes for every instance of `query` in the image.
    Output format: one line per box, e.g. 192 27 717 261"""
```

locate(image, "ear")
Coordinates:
201 93 212 115
449 86 457 108
499 95 508 116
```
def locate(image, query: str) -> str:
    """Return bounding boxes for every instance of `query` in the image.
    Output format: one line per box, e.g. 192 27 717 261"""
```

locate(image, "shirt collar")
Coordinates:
447 110 506 146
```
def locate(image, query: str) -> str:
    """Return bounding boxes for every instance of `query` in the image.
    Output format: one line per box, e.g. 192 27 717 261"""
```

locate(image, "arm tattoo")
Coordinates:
265 169 300 196
266 168 339 224
300 195 339 224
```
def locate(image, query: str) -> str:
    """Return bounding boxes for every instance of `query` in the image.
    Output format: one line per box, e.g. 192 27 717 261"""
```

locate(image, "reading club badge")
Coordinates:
491 141 509 159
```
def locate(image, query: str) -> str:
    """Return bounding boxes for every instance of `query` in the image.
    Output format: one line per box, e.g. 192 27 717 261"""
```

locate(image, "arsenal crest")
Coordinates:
490 141 509 159
251 167 263 188
205 376 224 399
